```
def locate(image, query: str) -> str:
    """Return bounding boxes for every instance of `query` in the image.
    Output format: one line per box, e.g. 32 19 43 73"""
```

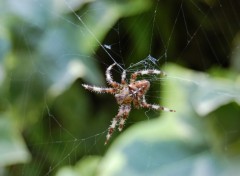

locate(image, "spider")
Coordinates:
82 63 175 145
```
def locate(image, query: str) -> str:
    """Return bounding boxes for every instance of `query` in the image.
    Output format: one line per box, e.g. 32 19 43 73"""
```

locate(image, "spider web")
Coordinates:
2 0 240 175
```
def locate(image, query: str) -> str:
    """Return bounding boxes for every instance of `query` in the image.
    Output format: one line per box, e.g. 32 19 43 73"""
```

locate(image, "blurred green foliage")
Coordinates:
0 0 240 176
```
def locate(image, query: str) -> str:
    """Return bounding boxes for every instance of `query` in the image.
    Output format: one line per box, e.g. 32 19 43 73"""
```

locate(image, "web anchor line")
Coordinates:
63 0 124 71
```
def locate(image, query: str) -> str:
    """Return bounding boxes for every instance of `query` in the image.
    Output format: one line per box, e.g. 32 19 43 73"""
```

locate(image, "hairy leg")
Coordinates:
82 84 116 94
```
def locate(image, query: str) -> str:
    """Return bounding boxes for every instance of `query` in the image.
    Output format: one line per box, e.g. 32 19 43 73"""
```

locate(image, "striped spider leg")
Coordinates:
130 69 176 112
82 63 175 145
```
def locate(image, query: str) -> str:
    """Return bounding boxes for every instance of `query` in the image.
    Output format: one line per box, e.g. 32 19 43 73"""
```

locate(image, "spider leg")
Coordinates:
140 102 176 112
121 70 127 84
132 93 143 108
105 105 130 145
105 104 126 145
130 69 167 83
142 95 146 103
118 104 131 131
133 99 140 109
82 84 116 94
130 86 146 109
106 63 120 88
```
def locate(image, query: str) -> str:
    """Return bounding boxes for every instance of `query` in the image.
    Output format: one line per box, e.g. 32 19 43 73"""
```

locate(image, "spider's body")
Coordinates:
82 63 175 145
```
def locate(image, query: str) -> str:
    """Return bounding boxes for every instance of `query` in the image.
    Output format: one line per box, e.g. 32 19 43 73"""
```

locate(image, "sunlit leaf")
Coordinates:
165 64 240 116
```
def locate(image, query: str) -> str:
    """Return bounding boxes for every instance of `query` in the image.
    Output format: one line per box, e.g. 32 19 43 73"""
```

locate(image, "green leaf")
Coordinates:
78 0 152 54
2 0 152 99
0 116 31 166
37 24 103 97
5 0 52 27
97 106 213 176
35 0 151 97
164 64 240 116
55 156 101 176
0 25 11 62
94 64 240 176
